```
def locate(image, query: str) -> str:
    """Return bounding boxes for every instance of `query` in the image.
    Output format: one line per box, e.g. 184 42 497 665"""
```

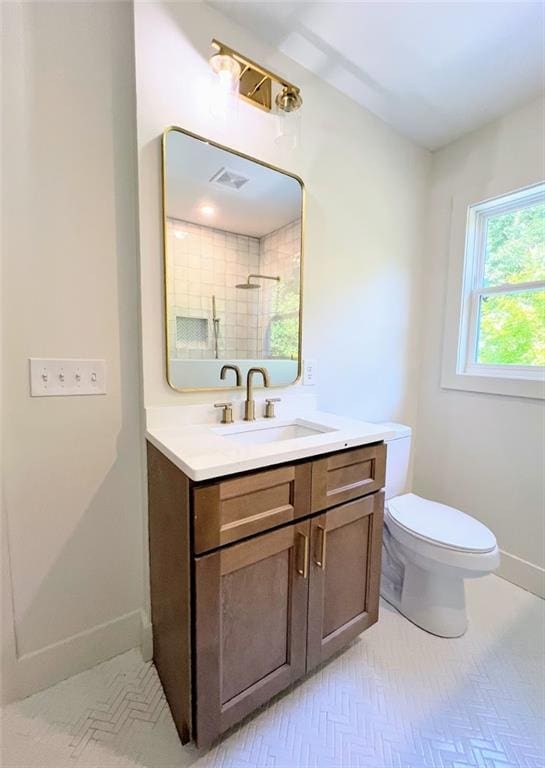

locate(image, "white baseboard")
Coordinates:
497 550 545 599
3 609 150 704
140 614 153 662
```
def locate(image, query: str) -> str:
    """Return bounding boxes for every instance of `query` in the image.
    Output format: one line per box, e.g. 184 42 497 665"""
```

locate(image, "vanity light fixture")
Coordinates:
209 39 303 140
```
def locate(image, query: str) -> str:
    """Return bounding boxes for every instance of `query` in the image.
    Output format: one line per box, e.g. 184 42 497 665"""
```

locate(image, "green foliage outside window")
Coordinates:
477 202 545 366
269 276 299 359
270 313 299 359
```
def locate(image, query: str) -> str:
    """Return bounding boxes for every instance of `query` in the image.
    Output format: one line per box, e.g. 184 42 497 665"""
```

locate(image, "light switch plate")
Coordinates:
29 358 106 397
303 359 317 386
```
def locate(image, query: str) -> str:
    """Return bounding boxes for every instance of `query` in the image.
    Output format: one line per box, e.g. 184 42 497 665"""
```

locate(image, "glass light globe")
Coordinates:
209 54 241 119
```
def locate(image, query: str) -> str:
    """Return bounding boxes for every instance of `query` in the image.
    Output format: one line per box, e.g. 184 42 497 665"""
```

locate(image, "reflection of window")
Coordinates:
459 184 544 380
269 312 298 359
267 274 299 359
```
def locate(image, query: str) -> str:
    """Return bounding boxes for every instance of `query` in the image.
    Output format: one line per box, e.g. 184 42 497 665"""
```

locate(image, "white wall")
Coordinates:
414 97 545 597
1 0 429 704
134 1 430 426
1 2 145 701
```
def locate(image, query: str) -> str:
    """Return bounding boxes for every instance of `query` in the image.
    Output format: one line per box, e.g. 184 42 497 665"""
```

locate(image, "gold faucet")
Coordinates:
220 363 242 387
244 367 270 421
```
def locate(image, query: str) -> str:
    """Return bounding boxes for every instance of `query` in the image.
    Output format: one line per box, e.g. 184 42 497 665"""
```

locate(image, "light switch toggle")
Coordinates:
29 359 106 397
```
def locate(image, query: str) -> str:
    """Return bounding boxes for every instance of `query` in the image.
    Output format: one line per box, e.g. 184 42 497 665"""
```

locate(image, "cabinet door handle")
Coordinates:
295 531 309 579
314 525 327 569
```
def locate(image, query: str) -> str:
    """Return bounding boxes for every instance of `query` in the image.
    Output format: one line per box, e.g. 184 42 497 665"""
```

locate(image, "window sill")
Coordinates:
441 368 545 400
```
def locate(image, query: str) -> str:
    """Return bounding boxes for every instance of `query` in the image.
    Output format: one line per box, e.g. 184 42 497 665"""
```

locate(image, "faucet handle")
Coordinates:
264 398 281 419
214 402 233 424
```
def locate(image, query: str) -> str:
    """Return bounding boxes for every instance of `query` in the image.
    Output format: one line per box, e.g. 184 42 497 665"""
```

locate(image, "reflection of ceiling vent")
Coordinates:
209 167 250 190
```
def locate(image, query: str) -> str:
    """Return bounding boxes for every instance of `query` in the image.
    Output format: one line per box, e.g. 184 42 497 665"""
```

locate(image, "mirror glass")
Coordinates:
163 128 303 391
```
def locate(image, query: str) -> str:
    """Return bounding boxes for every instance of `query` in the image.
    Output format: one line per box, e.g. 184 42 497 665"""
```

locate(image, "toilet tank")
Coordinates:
381 422 412 500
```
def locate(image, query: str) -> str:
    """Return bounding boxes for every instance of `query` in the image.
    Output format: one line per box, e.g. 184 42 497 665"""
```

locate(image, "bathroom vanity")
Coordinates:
150 128 393 746
146 407 393 746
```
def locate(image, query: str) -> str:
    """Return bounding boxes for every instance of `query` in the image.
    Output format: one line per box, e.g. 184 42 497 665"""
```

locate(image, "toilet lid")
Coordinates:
387 493 497 553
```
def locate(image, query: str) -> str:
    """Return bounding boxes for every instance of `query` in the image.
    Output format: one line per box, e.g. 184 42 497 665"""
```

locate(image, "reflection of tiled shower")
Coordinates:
166 218 301 360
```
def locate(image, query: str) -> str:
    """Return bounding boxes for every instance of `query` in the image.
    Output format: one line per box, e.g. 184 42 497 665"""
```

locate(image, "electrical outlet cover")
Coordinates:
303 359 317 386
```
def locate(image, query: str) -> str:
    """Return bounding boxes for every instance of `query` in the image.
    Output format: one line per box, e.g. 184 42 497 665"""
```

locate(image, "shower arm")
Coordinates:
247 274 280 283
235 274 281 289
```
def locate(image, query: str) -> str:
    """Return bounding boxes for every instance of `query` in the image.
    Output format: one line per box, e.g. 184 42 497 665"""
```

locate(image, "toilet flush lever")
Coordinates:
214 402 233 424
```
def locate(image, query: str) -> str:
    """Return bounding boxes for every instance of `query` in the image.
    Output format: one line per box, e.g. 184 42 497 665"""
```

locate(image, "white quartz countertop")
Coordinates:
145 402 395 482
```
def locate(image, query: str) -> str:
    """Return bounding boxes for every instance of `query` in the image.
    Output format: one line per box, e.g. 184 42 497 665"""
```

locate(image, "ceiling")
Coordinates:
210 1 545 150
165 130 301 237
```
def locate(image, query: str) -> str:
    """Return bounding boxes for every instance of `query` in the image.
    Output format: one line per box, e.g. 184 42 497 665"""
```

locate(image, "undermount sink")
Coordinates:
213 419 336 446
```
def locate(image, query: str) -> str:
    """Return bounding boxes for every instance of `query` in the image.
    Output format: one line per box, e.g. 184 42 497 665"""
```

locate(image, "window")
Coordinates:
458 183 545 383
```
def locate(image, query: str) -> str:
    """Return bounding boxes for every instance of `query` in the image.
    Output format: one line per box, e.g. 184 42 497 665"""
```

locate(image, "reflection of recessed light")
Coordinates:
200 205 215 216
174 230 188 239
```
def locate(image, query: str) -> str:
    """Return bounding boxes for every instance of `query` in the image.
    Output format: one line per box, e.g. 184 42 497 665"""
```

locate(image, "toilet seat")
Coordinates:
386 493 497 553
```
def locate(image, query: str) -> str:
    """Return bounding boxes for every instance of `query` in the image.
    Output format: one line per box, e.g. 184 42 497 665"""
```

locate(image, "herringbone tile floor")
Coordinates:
2 575 544 768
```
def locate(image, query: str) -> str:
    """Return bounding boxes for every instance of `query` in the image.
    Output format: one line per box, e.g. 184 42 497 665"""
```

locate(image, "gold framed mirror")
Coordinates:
162 127 304 392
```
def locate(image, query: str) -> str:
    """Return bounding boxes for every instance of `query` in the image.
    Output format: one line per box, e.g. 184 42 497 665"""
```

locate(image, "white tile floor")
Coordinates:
2 575 544 768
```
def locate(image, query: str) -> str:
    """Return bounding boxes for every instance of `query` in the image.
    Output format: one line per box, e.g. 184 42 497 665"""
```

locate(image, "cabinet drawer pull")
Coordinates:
295 531 309 579
314 525 327 569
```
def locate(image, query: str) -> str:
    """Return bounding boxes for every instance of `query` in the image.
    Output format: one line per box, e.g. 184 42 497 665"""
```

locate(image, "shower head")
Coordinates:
235 281 261 289
235 274 280 290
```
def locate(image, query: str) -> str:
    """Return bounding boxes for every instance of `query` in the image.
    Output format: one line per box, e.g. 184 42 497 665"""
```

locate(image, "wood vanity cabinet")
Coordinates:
147 440 386 748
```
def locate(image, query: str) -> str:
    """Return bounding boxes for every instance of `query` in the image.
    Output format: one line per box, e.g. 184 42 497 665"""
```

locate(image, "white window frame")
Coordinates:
441 181 545 400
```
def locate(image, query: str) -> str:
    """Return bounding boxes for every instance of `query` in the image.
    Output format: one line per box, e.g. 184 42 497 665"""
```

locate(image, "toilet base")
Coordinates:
381 529 469 638
399 562 467 638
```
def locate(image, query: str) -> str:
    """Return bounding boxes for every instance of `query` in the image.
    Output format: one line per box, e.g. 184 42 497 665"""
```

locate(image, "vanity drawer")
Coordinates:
192 464 311 554
310 443 386 512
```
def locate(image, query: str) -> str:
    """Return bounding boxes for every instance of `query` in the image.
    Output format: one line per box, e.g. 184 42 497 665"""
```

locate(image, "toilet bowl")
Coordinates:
380 424 500 637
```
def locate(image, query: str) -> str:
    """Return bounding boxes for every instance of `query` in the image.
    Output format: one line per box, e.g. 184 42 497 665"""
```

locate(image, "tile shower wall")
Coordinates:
166 217 301 361
166 219 260 360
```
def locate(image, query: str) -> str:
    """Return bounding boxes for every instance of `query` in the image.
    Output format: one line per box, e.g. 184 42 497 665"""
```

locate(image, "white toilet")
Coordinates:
381 423 500 638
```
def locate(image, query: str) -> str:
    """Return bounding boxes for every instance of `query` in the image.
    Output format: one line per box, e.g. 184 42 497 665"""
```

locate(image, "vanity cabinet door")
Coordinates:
194 520 310 747
310 443 386 512
306 492 384 672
